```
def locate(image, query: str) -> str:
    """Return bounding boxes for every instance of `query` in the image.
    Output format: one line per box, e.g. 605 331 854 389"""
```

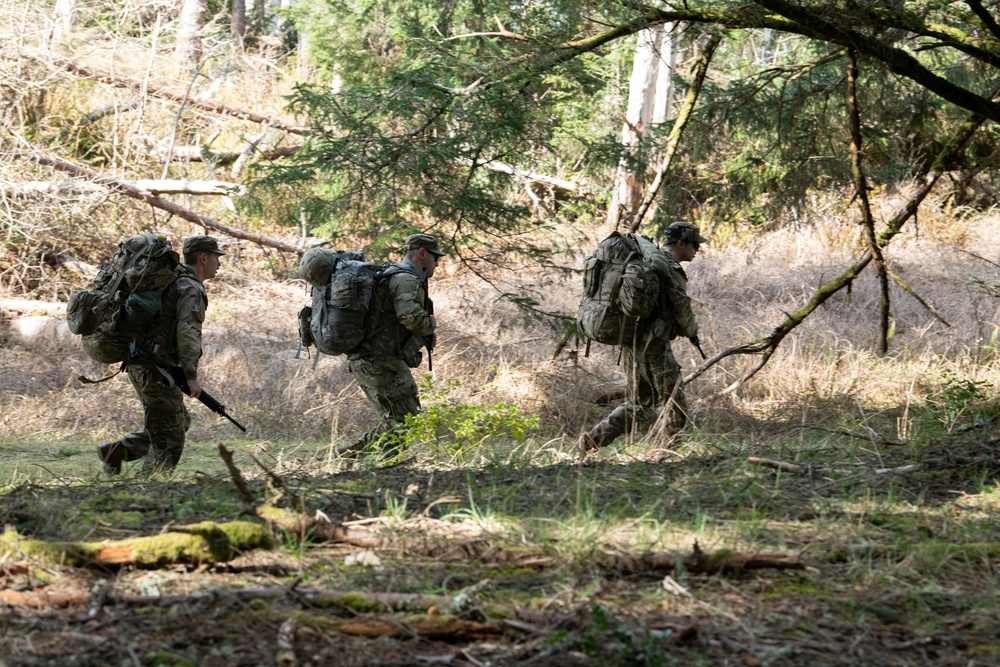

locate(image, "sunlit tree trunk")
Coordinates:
232 0 247 49
652 24 675 126
608 26 664 232
52 0 74 43
174 0 207 72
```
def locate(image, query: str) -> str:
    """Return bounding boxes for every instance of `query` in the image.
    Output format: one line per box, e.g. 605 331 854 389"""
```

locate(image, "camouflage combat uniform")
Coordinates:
347 257 436 448
584 235 699 449
108 264 207 474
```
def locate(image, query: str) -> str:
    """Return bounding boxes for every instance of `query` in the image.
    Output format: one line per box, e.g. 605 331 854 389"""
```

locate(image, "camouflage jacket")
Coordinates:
637 236 696 340
173 264 207 380
358 258 436 361
138 264 205 379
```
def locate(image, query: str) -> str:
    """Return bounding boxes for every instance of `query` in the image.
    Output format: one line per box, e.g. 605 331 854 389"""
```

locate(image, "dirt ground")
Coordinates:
2 427 999 667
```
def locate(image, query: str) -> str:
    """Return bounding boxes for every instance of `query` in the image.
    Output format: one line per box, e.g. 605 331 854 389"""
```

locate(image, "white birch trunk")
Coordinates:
608 26 663 231
174 0 207 72
52 0 74 43
652 24 676 126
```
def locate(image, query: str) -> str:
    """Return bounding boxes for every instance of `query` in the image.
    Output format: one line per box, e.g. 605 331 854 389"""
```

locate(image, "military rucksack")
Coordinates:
67 234 180 364
577 231 661 346
297 248 387 357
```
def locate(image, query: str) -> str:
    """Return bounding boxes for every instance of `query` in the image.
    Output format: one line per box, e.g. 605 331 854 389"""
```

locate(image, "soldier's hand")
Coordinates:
426 333 437 351
187 378 203 399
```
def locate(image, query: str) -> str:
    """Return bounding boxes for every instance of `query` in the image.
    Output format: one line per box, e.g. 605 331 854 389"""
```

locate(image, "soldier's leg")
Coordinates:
582 347 656 451
128 366 188 475
348 356 420 451
647 343 687 433
99 367 155 473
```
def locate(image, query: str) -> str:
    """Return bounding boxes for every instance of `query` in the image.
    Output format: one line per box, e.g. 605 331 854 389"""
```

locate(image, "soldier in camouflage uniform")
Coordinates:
97 235 223 475
344 233 444 455
581 221 707 453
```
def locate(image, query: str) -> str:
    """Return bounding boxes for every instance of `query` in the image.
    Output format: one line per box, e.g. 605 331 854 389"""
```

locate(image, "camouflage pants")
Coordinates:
348 355 421 447
587 339 688 447
114 363 190 475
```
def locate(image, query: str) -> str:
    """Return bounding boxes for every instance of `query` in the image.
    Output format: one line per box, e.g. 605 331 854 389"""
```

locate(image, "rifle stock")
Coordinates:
128 339 247 432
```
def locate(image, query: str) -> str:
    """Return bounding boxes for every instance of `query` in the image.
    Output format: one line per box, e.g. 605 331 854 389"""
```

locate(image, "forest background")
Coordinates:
1 0 1000 665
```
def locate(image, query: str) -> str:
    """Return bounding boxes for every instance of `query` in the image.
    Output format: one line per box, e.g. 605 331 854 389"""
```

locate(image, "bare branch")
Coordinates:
7 148 305 255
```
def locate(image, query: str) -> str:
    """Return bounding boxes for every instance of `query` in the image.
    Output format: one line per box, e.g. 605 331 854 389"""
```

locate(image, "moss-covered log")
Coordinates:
0 522 272 569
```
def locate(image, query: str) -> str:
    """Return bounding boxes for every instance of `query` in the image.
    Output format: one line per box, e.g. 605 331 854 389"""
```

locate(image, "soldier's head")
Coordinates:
183 235 226 281
663 222 707 263
402 233 446 277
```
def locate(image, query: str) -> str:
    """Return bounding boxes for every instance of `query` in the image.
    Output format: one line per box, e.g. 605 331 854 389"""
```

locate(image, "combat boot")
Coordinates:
97 442 126 475
578 421 617 454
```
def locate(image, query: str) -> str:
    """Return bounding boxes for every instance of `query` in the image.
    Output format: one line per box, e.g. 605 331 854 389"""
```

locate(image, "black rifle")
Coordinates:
690 336 707 360
418 266 434 371
128 339 247 432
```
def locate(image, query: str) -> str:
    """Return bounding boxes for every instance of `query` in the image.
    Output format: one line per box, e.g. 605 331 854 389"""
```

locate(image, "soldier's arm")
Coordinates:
174 276 206 381
663 270 697 338
391 272 436 337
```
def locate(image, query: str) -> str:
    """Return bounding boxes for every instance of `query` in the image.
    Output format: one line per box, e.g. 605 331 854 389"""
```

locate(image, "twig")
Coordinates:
247 453 306 515
218 444 255 506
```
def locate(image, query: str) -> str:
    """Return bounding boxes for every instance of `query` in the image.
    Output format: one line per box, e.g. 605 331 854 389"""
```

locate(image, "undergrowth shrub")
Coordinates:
377 377 540 464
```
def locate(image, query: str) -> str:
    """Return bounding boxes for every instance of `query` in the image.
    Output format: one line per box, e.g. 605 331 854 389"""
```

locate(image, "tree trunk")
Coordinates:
608 27 664 232
232 0 246 48
51 0 74 43
174 0 207 72
652 24 676 126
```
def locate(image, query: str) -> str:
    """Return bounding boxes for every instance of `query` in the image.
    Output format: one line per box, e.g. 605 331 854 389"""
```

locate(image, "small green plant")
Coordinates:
925 371 991 432
388 377 540 463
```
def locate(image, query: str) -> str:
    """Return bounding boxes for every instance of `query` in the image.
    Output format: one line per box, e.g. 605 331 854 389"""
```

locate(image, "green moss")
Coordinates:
967 645 1000 659
103 511 145 529
143 651 197 667
1 521 272 568
339 591 382 613
1 526 103 566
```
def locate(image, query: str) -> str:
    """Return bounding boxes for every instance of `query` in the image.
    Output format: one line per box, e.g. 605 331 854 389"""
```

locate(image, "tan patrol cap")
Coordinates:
182 235 226 255
403 233 446 257
664 221 708 245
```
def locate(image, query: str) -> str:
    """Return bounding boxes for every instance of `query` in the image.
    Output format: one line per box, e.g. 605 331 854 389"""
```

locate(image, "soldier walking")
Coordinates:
343 233 444 456
580 222 707 453
98 236 223 475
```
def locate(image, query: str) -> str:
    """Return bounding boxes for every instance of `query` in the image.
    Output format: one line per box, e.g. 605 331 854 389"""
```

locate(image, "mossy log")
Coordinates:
0 521 272 569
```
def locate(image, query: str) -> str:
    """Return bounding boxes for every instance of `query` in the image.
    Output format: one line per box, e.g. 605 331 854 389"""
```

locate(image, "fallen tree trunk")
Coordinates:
45 56 307 135
151 145 300 166
0 522 272 568
11 149 305 256
0 586 455 611
3 179 243 198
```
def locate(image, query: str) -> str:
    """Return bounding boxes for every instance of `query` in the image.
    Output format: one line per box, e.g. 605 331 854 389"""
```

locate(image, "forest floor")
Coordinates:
1 412 999 667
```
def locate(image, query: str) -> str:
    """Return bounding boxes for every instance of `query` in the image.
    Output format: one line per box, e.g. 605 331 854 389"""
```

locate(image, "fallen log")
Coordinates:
3 179 242 198
0 522 272 569
45 56 307 135
151 145 299 166
11 149 305 255
601 542 804 575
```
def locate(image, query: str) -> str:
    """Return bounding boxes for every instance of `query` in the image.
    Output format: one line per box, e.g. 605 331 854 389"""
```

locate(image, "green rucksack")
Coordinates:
67 233 180 363
577 231 661 346
297 248 386 357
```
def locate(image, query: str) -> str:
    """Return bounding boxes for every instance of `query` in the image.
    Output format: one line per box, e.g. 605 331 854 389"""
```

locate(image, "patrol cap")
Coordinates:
182 235 226 256
403 233 446 257
664 221 708 245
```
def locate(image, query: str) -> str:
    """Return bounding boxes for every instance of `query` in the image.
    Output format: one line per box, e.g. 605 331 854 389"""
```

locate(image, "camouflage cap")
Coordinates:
403 233 446 257
182 235 226 256
664 221 708 245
